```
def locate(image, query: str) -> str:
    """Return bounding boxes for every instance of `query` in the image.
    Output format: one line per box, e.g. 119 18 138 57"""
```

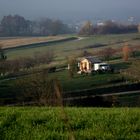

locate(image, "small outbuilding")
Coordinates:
78 56 109 73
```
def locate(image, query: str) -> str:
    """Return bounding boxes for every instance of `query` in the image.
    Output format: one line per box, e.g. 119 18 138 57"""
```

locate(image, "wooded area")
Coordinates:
79 21 138 35
0 15 75 36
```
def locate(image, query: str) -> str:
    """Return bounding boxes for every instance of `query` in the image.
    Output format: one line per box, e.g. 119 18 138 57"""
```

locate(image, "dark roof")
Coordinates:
83 56 102 63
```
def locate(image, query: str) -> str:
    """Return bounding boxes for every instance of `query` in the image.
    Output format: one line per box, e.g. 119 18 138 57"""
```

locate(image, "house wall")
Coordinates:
80 59 92 71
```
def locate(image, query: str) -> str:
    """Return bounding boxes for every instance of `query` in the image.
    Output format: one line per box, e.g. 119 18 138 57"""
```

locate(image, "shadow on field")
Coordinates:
111 62 131 70
64 96 118 107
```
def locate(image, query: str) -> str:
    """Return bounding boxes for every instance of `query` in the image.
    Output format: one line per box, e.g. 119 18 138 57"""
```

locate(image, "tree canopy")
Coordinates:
79 21 94 35
78 20 138 35
0 15 75 36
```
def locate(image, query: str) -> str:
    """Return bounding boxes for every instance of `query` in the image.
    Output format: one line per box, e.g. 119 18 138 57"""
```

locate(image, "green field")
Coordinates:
0 69 128 99
5 33 140 61
0 33 140 106
0 60 139 106
0 107 140 140
50 70 125 92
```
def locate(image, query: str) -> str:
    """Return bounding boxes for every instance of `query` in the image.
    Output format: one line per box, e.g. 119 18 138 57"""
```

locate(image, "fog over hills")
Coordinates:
0 0 140 23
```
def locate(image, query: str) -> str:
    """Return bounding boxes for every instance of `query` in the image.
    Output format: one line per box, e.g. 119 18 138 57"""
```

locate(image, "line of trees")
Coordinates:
79 21 138 35
0 15 75 36
80 43 139 62
0 50 54 76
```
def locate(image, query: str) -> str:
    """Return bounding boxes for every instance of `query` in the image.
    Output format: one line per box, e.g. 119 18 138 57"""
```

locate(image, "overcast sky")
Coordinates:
0 0 140 22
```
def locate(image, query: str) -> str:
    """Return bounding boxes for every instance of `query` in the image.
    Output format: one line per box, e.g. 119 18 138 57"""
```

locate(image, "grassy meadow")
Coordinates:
4 33 140 61
0 107 140 140
50 70 125 92
0 70 122 98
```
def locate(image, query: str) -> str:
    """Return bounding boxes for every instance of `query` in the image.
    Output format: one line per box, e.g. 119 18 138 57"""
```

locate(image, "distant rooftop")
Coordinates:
80 56 102 63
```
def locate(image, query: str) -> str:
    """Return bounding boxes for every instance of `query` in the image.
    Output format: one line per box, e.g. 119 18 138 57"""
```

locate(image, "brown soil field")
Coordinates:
0 36 66 49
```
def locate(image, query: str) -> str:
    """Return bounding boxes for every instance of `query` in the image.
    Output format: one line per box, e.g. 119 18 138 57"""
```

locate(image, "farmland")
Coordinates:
0 33 140 106
0 36 68 49
0 1 140 140
0 70 123 102
3 33 140 61
0 107 140 140
0 34 140 140
0 63 140 106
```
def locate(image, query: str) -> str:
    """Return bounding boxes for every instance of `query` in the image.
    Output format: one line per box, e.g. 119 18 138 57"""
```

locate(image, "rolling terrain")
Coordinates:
3 33 140 61
0 33 140 106
0 33 140 139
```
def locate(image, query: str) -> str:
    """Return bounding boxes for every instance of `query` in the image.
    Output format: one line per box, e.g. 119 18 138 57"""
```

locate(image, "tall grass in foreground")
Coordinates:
0 107 140 140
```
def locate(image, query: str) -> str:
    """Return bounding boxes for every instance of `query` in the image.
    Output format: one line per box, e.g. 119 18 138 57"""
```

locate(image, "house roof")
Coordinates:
81 56 102 63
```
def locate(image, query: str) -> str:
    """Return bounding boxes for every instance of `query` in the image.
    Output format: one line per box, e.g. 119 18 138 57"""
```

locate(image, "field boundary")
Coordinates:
63 90 140 101
2 89 140 107
4 37 78 51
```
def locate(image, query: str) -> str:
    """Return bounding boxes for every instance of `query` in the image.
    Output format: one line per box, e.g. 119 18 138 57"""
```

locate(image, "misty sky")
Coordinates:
0 0 140 22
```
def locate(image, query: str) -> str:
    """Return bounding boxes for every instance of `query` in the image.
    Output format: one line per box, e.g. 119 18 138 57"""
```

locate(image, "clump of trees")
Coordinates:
79 21 94 35
96 21 138 34
80 50 93 57
97 47 116 61
0 15 31 36
79 20 138 35
0 50 54 77
0 15 75 36
16 72 63 106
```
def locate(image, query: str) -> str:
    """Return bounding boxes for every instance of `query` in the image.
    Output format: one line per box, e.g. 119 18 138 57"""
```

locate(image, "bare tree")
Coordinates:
67 57 77 78
122 43 130 61
16 71 62 106
79 21 94 35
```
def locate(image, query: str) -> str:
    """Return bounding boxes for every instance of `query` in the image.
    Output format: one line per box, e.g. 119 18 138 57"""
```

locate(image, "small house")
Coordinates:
78 56 109 73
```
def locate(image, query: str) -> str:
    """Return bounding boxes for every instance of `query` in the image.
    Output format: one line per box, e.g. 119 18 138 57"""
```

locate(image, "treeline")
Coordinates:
0 49 54 76
0 15 75 36
79 21 138 35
